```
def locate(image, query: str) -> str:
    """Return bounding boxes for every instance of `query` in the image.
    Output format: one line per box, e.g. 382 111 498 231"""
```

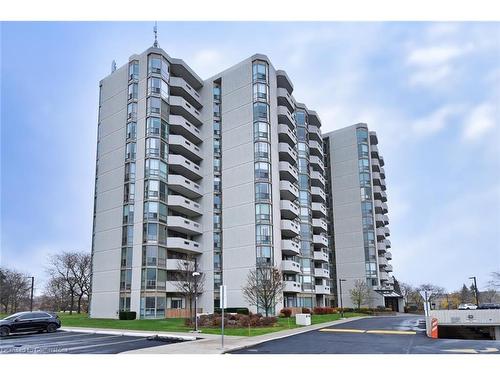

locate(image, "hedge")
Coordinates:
119 311 137 320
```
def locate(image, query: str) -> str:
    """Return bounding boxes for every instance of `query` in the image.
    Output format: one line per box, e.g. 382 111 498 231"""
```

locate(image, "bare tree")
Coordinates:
72 253 92 313
47 252 80 314
398 282 414 305
487 271 500 289
0 267 32 313
172 256 205 320
242 266 283 317
349 279 371 309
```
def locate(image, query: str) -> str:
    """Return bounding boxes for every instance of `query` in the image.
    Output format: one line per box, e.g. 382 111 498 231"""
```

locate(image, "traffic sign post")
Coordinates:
419 290 433 317
220 285 226 350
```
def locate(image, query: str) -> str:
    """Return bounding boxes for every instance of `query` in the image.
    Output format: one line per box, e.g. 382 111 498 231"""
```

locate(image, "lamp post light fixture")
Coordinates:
192 271 201 332
338 278 346 318
469 276 480 307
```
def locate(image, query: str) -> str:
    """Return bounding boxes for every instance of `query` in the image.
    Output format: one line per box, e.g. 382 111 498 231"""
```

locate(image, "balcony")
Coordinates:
165 281 179 293
385 251 392 260
168 114 202 144
277 87 295 112
167 195 202 217
385 239 391 248
281 220 300 237
309 155 325 173
309 140 323 158
278 143 298 164
169 95 202 126
377 240 387 252
280 200 300 220
169 134 202 162
384 227 390 237
379 155 385 167
378 256 387 267
371 158 380 172
375 214 386 227
312 218 328 233
167 216 202 235
279 161 299 182
376 227 386 240
311 202 327 218
168 174 202 199
278 124 297 146
314 268 330 278
282 260 301 274
370 144 379 158
379 271 389 281
166 237 202 255
385 264 393 273
381 202 388 214
283 281 302 293
313 234 328 247
372 171 381 186
168 154 202 181
315 284 331 295
311 186 326 202
308 110 321 127
309 125 322 142
380 167 386 179
383 214 389 225
166 258 195 271
169 76 202 109
314 250 329 263
278 105 295 130
310 170 326 189
369 131 378 145
276 70 293 94
373 186 383 200
280 180 299 201
381 178 387 191
281 239 300 256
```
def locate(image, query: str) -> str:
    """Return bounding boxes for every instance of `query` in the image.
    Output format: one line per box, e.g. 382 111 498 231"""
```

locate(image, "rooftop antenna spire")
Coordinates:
111 60 117 73
153 22 159 48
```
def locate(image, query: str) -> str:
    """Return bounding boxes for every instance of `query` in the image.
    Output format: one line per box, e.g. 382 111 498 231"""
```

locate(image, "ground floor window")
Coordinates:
140 294 166 319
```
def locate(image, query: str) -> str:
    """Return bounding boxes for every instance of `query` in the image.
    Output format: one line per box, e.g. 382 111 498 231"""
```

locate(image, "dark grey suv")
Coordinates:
0 311 61 337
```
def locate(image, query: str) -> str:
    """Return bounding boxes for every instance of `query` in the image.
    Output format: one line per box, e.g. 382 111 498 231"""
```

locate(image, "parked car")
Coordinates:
458 303 478 310
0 311 61 337
478 303 500 310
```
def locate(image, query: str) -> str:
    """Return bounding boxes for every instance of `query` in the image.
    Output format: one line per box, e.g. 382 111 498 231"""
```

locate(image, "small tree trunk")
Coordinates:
77 294 83 314
69 291 75 315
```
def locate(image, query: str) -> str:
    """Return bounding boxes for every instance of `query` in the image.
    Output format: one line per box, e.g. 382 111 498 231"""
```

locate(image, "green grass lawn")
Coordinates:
53 312 363 337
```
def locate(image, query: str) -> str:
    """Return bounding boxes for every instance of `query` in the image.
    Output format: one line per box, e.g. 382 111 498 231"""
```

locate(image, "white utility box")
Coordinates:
295 313 311 326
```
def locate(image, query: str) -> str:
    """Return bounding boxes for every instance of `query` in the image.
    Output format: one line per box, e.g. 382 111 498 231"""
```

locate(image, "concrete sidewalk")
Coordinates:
119 316 368 354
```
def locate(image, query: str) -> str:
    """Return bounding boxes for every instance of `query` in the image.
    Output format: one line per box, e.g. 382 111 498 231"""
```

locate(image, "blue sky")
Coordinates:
1 22 499 294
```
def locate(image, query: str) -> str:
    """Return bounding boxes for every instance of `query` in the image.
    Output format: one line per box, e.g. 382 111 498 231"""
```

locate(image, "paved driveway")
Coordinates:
0 330 181 354
232 315 500 354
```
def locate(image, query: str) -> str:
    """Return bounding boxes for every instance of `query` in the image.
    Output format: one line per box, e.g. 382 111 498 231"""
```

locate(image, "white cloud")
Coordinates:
407 45 470 66
462 103 497 142
411 105 460 137
408 64 452 86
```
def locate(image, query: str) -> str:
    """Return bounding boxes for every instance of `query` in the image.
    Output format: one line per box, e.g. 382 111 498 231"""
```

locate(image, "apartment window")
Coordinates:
121 247 132 268
256 224 272 244
298 158 308 173
123 182 135 202
253 62 268 82
145 159 167 180
213 85 221 100
214 176 221 191
365 262 377 277
254 121 270 141
253 83 268 101
295 111 307 126
121 225 134 246
214 272 222 288
358 158 370 172
214 194 222 210
146 117 167 139
256 246 272 265
214 253 222 269
255 203 271 223
125 142 136 160
358 143 369 158
298 142 309 158
128 83 138 100
214 158 221 173
254 162 270 180
147 97 162 115
299 191 310 205
143 223 158 243
123 204 134 224
360 187 372 201
144 201 167 223
119 296 131 311
254 141 270 161
299 174 309 190
213 120 221 135
214 232 221 249
148 77 168 100
127 102 137 120
120 269 132 290
255 182 271 201
213 103 221 117
126 122 136 140
125 162 136 181
214 138 221 154
253 102 269 121
129 61 139 81
297 126 307 141
148 55 169 81
143 245 158 266
142 268 157 289
145 179 166 201
146 138 167 159
213 214 221 230
359 172 371 187
361 201 373 215
356 128 369 143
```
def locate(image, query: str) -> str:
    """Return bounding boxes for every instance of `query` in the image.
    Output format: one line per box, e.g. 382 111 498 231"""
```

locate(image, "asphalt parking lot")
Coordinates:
0 330 182 354
232 315 500 354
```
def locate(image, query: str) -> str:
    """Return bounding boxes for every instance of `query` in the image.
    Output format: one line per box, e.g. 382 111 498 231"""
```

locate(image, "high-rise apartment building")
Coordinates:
90 43 332 319
323 124 403 311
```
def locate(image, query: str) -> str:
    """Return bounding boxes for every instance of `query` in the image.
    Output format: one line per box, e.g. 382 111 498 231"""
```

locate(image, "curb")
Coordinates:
222 316 368 354
60 327 196 341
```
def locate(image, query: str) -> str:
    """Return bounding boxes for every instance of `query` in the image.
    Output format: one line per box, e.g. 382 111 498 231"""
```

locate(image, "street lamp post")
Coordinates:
192 268 201 332
469 276 480 306
338 278 346 318
25 276 34 312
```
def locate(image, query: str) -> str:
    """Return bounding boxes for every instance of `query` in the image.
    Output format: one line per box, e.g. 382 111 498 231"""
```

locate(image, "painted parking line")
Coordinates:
319 328 416 335
366 330 416 335
319 328 366 333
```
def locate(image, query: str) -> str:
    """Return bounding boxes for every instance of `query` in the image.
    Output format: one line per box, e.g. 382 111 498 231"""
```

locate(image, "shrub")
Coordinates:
301 307 311 314
280 308 292 317
119 311 136 320
214 307 249 315
262 316 278 326
313 307 337 315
